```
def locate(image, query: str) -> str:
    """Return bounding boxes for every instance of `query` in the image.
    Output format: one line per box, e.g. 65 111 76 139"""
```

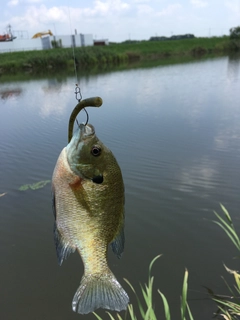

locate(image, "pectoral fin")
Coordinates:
52 187 75 265
52 189 56 220
110 224 125 259
53 222 76 265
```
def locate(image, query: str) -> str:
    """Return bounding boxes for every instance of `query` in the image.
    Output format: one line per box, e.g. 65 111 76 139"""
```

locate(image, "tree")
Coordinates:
229 26 240 39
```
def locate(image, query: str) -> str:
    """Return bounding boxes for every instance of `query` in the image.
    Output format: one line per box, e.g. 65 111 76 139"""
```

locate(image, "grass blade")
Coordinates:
213 209 240 251
186 303 194 320
106 312 116 320
124 278 145 318
220 203 233 224
149 254 162 275
127 304 137 320
93 312 103 319
181 269 188 320
213 219 240 251
158 290 171 320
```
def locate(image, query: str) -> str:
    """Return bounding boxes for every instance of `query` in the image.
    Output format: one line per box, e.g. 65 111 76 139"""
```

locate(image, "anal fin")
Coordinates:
110 224 125 259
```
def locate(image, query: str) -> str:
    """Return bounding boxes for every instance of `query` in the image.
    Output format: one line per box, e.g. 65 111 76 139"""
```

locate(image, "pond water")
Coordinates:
1 54 240 320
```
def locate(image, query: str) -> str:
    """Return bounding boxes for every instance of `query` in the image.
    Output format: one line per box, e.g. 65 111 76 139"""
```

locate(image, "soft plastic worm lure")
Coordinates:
68 97 103 143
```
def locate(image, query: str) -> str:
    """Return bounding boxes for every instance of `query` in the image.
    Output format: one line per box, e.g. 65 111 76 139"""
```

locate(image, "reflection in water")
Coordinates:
42 78 66 93
227 53 240 81
40 78 69 118
0 88 22 100
176 156 219 193
38 92 67 118
214 121 240 152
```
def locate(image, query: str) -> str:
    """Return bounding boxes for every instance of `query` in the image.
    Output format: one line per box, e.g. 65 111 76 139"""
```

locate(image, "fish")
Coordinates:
52 122 129 314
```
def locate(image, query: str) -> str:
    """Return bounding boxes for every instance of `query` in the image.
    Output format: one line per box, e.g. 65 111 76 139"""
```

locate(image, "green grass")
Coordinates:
94 255 193 320
0 36 238 74
0 45 128 74
92 204 240 320
107 36 232 58
211 205 240 319
213 204 240 253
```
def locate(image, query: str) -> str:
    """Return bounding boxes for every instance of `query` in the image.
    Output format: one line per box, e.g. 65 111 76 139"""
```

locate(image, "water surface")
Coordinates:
1 55 240 319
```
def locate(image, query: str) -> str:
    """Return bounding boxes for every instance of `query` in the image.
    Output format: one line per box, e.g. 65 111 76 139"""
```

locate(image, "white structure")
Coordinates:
50 34 93 48
79 34 94 46
0 34 93 53
0 38 43 53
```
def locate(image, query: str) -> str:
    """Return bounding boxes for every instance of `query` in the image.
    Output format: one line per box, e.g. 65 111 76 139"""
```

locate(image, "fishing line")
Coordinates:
67 6 79 85
67 6 89 126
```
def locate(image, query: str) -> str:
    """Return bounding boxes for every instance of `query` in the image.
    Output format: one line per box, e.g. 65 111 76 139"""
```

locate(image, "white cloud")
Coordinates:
9 5 67 33
24 0 43 3
8 0 42 5
156 4 182 17
7 0 19 6
42 6 67 23
225 0 240 13
137 4 154 15
7 1 131 38
93 0 129 15
190 0 208 8
133 0 150 2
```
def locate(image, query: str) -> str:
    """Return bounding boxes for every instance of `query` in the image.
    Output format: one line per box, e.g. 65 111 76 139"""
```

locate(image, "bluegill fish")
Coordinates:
52 122 129 314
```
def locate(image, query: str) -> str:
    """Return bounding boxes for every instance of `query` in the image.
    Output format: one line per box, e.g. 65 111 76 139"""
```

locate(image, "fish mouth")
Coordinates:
80 123 95 140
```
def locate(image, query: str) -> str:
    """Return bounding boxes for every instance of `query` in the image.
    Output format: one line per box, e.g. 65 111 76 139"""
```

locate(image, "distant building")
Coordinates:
93 39 109 46
50 34 93 48
0 33 94 53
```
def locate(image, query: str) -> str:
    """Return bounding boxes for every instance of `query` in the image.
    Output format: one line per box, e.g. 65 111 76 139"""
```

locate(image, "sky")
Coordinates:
1 0 240 42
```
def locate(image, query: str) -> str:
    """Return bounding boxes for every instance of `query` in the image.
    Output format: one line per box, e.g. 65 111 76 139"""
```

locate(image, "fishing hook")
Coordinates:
84 108 89 125
76 118 80 128
68 97 103 143
75 108 89 128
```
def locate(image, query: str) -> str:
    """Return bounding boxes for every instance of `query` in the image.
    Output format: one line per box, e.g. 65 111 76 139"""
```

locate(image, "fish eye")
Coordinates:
91 146 101 157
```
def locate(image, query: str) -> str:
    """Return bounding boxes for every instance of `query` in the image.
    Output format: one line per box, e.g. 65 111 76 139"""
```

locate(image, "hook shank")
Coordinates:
68 96 103 142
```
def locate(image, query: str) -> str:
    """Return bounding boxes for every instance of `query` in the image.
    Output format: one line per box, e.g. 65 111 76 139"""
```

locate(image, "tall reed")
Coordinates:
211 204 240 319
94 255 193 320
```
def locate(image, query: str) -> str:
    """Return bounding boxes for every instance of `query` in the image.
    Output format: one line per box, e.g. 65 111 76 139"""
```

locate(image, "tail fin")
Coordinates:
72 272 129 314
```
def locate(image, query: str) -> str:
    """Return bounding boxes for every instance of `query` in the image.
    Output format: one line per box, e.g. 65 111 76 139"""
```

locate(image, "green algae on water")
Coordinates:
19 180 51 191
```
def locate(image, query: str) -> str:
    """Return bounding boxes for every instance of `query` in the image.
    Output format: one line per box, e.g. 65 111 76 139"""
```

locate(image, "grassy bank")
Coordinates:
0 36 239 74
92 205 240 320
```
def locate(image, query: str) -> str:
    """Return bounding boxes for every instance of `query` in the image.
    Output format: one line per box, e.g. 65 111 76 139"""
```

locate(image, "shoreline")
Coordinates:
0 36 239 75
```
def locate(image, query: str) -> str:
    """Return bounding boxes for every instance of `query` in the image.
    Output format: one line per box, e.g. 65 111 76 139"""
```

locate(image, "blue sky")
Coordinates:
1 0 240 42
